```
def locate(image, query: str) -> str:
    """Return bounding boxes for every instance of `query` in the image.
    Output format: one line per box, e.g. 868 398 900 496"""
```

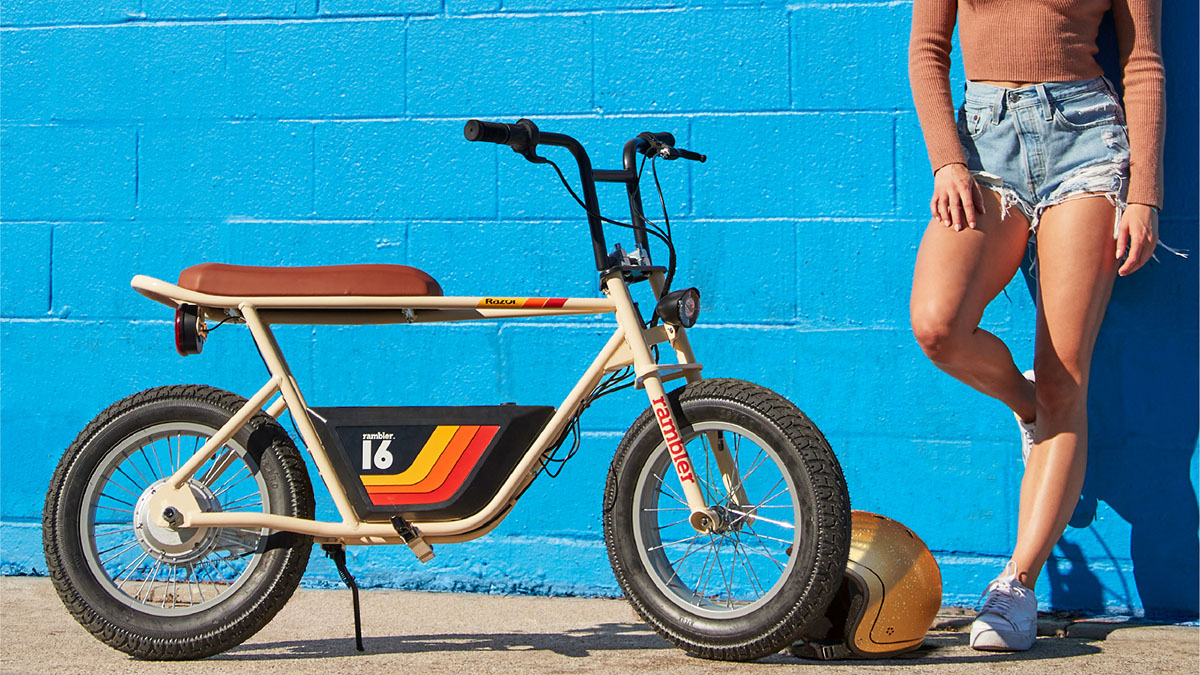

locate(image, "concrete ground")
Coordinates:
1 577 1196 674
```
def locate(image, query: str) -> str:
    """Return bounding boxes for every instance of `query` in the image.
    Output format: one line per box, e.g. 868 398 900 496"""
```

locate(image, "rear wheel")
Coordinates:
43 385 314 660
604 379 850 661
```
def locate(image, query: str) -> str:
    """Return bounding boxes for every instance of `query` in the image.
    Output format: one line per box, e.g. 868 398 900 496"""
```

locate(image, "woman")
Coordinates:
907 0 1165 652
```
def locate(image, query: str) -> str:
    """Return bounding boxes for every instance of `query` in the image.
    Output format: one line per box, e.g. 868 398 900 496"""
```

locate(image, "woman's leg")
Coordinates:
910 187 1036 423
1009 195 1119 588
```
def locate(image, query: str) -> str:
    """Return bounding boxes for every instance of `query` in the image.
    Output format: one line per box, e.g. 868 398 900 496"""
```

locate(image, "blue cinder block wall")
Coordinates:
1 1 1196 618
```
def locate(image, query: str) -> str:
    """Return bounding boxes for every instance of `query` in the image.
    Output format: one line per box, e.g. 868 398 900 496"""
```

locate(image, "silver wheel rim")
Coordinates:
632 421 800 620
79 422 272 616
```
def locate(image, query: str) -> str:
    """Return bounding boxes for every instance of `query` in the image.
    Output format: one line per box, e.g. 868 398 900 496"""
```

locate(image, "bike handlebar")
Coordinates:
463 118 705 271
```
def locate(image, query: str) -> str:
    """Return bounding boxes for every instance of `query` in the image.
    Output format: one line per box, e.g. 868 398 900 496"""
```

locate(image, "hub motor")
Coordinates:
133 479 222 565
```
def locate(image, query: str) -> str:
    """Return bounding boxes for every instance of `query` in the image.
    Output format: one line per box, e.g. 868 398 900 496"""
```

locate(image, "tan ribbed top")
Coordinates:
908 0 1164 207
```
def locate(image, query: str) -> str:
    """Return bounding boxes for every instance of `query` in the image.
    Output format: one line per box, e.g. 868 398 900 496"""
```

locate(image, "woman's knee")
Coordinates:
910 307 962 363
1033 360 1088 417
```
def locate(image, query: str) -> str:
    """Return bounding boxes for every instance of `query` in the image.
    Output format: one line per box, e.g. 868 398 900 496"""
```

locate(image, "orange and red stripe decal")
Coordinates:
366 425 500 506
477 297 568 309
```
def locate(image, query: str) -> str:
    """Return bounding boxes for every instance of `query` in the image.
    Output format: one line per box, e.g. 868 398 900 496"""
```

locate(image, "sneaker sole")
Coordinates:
970 628 1035 652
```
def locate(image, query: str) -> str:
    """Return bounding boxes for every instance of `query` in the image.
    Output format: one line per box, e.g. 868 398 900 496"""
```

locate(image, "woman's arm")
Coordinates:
1112 0 1164 275
1113 0 1165 209
909 0 982 229
909 0 962 176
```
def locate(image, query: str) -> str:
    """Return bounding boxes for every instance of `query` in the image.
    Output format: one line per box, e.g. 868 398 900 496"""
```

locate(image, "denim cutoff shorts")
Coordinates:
958 76 1129 234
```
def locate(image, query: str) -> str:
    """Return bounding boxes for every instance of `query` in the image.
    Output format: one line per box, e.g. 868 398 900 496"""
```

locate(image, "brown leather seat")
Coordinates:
177 263 443 297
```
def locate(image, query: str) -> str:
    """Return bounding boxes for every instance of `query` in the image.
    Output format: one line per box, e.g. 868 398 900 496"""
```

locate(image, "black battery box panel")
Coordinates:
308 405 555 522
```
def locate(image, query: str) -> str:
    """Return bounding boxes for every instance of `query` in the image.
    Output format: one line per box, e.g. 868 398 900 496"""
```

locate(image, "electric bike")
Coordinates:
42 119 851 661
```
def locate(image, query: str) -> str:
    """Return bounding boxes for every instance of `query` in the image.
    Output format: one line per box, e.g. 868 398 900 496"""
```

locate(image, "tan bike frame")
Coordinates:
133 269 740 550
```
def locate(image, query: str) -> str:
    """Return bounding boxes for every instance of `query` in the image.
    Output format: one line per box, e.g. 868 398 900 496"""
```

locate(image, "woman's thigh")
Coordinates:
911 187 1031 334
1033 196 1119 385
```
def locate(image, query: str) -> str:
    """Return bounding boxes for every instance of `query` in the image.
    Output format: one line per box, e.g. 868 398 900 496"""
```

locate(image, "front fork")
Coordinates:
605 274 747 533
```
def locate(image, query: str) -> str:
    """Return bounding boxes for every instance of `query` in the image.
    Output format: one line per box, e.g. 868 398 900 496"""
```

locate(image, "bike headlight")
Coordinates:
175 304 207 356
656 288 701 328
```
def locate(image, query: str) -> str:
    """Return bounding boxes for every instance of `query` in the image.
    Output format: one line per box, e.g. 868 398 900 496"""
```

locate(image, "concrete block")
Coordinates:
0 126 136 220
139 122 313 220
145 0 312 18
895 111 935 220
790 3 910 110
1161 1 1197 217
794 218 913 328
407 220 598 299
0 0 141 25
496 433 615 538
52 221 227 319
678 325 799 398
229 19 407 119
496 116 689 221
319 0 438 14
307 323 504 406
1118 331 1199 444
497 323 630 432
226 221 410 267
505 0 669 12
315 120 495 219
595 10 788 112
1103 223 1199 333
834 436 1015 554
691 114 894 218
677 218 796 324
445 0 499 13
793 217 1033 330
0 224 51 316
778 327 1031 441
0 25 227 122
407 16 592 116
0 319 315 521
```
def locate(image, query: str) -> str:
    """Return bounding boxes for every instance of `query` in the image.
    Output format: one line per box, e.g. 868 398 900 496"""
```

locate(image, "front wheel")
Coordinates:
604 379 850 661
42 385 315 660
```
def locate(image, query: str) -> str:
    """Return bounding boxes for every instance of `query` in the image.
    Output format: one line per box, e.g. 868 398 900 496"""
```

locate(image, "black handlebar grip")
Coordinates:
464 119 513 144
650 132 676 147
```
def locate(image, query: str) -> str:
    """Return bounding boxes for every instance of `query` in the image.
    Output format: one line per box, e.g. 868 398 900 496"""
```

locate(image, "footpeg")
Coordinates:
390 516 435 562
321 544 364 652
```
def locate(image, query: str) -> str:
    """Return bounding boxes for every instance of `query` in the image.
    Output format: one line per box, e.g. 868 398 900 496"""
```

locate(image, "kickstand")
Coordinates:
321 543 365 652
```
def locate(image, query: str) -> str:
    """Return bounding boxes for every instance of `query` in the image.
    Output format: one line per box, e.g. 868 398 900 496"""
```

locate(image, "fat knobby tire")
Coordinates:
42 385 315 660
603 378 851 661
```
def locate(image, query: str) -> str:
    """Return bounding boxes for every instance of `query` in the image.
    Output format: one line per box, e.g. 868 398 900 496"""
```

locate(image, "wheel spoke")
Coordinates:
98 539 143 565
648 532 705 552
218 493 261 511
693 535 720 601
731 533 767 597
650 471 689 508
725 507 794 531
726 449 769 502
654 515 691 530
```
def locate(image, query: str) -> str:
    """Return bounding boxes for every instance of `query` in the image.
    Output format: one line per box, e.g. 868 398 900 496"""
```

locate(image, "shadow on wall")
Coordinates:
1025 2 1199 619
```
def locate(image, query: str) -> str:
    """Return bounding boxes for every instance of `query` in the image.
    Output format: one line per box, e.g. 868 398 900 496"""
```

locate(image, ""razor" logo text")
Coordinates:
651 396 695 483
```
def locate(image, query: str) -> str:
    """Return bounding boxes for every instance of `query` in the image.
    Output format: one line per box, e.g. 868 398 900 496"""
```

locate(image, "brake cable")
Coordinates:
541 154 678 296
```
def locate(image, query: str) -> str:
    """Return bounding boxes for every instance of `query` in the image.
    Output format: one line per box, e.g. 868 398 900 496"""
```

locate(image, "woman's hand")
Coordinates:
1115 203 1159 276
931 163 985 230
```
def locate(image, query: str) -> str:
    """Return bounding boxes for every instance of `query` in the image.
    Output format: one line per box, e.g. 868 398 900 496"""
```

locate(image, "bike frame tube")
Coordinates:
602 274 712 526
150 273 712 544
647 272 747 508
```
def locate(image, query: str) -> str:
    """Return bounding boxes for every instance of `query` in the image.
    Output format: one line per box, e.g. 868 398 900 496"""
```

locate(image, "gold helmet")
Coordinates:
792 511 942 660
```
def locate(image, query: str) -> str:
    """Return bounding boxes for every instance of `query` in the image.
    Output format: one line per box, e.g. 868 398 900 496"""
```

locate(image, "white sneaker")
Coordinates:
970 568 1038 651
1015 370 1036 464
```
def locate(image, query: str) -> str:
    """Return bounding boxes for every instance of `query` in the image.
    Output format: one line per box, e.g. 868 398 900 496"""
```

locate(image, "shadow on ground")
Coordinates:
220 624 1102 664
